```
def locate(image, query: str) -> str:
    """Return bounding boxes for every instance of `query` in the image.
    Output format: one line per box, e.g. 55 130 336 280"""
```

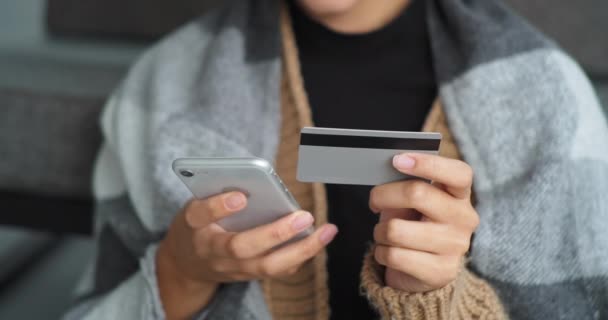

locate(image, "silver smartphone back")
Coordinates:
173 157 301 233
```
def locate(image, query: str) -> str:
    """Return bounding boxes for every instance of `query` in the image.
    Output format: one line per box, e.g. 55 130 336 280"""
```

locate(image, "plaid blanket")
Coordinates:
66 0 608 319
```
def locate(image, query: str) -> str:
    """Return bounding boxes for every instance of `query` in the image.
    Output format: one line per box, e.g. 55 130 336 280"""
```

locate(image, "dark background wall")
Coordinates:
508 0 608 77
46 0 219 40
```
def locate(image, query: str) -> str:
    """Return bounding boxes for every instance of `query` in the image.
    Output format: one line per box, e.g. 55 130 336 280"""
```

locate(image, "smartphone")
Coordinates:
173 157 306 236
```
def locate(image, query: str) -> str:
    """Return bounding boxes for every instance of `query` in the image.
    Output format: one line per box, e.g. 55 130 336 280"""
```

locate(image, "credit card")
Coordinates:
297 127 441 186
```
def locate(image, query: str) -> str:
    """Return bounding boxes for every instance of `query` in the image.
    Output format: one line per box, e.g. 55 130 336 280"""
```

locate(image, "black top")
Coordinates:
289 0 437 319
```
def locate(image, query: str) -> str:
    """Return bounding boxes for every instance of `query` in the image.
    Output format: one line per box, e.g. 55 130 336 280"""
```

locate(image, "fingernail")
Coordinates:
393 154 416 170
292 212 314 231
319 225 338 244
225 193 246 210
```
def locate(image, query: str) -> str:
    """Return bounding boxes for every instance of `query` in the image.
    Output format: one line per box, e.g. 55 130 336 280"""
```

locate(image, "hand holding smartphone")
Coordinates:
159 158 338 319
173 157 310 240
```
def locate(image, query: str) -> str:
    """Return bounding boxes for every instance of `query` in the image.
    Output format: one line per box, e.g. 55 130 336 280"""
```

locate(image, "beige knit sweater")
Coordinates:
260 5 508 320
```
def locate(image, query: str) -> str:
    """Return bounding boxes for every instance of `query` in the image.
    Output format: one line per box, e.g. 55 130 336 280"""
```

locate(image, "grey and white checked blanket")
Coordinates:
66 0 608 319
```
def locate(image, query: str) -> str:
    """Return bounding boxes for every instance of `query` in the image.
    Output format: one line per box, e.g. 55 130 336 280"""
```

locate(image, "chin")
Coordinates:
296 0 361 16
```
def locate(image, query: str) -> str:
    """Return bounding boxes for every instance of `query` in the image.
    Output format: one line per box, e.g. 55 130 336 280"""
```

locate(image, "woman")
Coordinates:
67 0 608 319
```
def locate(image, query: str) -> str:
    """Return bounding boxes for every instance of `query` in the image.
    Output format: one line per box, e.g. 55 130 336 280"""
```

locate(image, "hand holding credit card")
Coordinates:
297 127 441 185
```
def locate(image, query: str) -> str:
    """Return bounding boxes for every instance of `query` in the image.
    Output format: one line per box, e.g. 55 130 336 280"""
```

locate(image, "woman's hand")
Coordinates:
157 192 338 319
369 153 479 293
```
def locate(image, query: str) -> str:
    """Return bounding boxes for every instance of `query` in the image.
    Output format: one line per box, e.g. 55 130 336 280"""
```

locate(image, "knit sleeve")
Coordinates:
360 250 508 320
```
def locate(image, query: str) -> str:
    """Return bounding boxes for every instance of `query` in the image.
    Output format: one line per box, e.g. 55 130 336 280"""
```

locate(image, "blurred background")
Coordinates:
0 0 606 318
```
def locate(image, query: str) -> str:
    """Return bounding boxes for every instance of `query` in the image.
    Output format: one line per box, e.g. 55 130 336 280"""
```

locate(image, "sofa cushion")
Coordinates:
0 0 143 97
0 236 94 320
0 0 146 197
0 227 55 285
0 89 104 197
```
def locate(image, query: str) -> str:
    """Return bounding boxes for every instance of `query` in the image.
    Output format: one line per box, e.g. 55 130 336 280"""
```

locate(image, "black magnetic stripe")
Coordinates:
300 133 440 150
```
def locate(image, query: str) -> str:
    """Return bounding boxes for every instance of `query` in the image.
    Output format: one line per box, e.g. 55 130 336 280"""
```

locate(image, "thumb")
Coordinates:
185 192 247 228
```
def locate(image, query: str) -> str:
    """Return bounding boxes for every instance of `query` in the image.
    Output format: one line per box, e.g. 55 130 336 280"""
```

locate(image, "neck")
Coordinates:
301 0 412 34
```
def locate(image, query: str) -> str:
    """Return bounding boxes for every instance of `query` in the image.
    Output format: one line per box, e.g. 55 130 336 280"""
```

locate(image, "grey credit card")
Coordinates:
297 127 441 186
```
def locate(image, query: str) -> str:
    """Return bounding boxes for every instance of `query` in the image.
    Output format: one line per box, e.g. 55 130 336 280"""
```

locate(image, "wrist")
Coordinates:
156 240 218 318
158 241 215 291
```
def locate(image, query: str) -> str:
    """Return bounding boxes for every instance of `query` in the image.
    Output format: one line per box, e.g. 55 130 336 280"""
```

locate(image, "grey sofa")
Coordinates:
0 0 143 318
0 0 606 319
0 0 214 317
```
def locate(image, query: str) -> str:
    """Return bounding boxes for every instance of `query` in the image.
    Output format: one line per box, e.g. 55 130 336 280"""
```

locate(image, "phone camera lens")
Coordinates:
180 170 194 178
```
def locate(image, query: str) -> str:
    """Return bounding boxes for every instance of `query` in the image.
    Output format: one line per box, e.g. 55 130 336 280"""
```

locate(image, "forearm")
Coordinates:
156 241 219 320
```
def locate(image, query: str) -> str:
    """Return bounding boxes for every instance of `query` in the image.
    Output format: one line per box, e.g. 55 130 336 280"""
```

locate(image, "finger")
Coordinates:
247 224 338 277
206 257 242 274
373 219 471 255
392 153 472 199
203 226 236 258
374 245 461 288
219 211 315 259
370 180 470 223
185 192 247 228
